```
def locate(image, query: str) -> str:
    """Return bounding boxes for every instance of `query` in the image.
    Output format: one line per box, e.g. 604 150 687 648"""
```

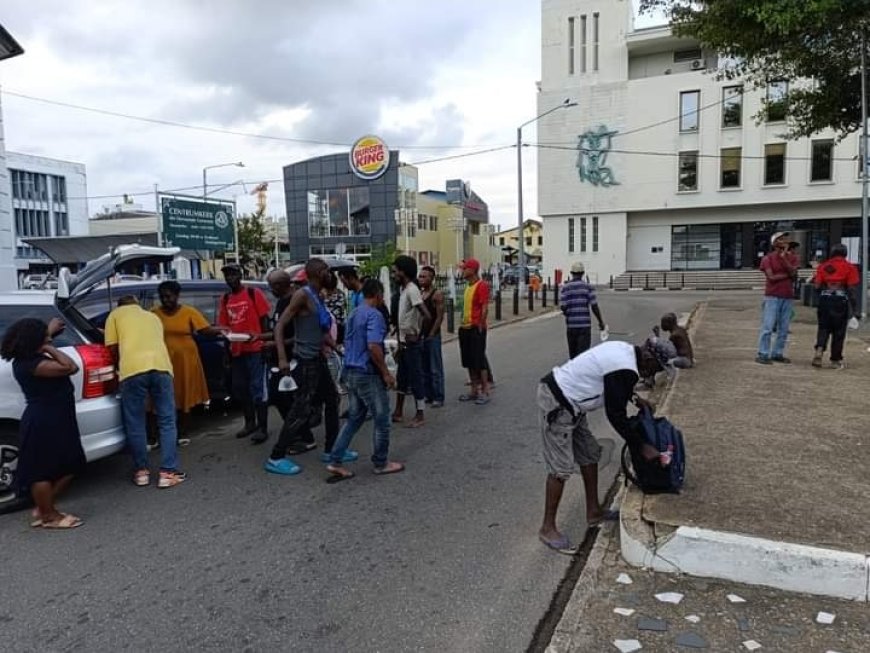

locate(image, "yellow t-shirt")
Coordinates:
104 305 173 381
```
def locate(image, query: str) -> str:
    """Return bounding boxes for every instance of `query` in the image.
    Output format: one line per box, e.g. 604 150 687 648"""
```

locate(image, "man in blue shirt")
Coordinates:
560 262 606 359
327 279 404 479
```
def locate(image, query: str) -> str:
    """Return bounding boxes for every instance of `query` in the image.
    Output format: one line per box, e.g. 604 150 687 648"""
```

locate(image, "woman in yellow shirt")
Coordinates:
153 281 226 440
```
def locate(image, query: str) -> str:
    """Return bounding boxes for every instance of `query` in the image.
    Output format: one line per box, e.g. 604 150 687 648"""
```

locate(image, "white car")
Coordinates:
0 245 179 512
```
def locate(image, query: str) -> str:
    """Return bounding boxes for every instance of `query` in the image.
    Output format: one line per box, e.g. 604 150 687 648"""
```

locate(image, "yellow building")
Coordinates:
495 219 544 265
397 186 500 271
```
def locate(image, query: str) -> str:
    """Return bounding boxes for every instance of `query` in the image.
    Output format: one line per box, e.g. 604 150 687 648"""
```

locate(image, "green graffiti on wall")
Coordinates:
576 125 619 187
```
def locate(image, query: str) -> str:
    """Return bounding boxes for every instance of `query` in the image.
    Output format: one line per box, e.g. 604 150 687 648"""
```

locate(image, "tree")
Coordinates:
639 0 870 140
359 242 397 279
235 212 270 276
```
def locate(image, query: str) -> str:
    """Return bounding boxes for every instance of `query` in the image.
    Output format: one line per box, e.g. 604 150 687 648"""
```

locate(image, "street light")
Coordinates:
202 161 245 200
517 98 577 281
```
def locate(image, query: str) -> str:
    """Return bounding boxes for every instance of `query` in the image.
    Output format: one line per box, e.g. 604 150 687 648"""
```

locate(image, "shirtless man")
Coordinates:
660 313 693 369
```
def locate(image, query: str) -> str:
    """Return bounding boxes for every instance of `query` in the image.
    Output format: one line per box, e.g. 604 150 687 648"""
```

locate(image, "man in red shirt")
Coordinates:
812 243 859 369
218 264 273 442
756 232 798 365
458 259 491 404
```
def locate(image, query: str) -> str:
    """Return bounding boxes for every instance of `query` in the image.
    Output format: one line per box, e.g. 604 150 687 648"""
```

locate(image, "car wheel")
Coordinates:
0 426 26 515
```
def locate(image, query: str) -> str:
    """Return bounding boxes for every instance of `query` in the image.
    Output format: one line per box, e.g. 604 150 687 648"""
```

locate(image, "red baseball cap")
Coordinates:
460 258 481 272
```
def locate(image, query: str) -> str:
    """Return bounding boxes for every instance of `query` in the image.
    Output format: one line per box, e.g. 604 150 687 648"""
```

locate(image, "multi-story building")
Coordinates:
8 152 88 278
495 220 544 265
283 142 499 270
0 25 25 290
538 0 862 284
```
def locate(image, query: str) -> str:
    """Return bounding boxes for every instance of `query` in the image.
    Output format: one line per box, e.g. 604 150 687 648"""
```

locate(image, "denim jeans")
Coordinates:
421 334 445 403
757 297 793 359
231 353 267 404
330 369 392 468
121 371 179 471
396 339 426 402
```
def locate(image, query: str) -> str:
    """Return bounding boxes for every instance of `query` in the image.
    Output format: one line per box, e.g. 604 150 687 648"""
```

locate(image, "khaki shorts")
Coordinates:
537 382 602 479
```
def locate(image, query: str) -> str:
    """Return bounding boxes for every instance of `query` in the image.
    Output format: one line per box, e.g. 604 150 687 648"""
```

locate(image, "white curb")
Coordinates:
620 515 869 601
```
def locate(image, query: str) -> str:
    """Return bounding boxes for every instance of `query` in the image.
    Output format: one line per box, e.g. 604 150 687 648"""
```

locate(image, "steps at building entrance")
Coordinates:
611 269 814 291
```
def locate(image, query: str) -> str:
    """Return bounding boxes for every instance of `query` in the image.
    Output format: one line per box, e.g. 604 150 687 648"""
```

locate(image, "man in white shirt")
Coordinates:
391 255 431 428
537 340 662 554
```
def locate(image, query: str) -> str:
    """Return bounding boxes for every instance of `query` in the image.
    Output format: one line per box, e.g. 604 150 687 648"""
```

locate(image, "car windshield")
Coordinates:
0 305 84 348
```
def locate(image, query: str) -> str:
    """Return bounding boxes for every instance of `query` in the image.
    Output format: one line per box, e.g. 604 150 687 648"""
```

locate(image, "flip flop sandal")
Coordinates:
587 509 620 527
373 462 405 476
404 421 425 429
391 416 404 423
474 396 491 405
40 514 83 530
286 443 317 455
539 534 577 555
458 394 479 402
325 467 355 484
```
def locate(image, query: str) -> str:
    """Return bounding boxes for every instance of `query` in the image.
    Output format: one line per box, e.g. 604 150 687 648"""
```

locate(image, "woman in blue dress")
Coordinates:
1 317 86 529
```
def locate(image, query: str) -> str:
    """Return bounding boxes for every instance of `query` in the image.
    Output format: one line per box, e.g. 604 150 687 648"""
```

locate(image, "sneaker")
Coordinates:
321 450 359 464
811 350 823 368
177 437 191 447
146 441 160 452
157 470 187 489
830 360 846 370
250 430 269 445
771 356 792 364
755 355 773 365
431 401 444 408
133 469 150 487
264 458 302 476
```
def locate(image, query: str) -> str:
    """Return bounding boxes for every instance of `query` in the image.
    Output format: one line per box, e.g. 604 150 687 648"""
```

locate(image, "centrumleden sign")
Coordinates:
161 197 235 250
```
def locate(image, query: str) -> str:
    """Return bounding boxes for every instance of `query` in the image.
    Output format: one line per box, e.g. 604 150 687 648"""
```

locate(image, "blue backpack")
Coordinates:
621 405 686 494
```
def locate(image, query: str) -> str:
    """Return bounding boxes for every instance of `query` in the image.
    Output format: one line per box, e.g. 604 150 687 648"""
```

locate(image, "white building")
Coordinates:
7 152 88 279
538 0 863 284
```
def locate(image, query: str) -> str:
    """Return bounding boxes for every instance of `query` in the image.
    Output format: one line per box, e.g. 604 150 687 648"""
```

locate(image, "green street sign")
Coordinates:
161 197 235 251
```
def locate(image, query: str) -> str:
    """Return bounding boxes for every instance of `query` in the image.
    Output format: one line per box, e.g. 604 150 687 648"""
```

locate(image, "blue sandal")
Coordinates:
539 534 578 555
264 458 302 476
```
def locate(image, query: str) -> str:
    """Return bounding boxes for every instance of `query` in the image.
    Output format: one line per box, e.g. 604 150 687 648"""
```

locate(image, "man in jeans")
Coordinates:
104 296 186 489
391 255 430 428
327 279 404 479
757 231 798 365
419 265 445 407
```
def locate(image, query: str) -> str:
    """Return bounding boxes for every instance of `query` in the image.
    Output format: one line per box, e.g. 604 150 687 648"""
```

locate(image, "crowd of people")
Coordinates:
0 254 494 527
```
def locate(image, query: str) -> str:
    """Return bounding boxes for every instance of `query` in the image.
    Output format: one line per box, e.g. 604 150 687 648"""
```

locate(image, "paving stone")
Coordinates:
613 608 636 617
655 592 684 605
727 594 747 604
616 573 633 585
684 615 701 624
742 640 762 651
675 631 708 649
736 617 750 632
637 617 668 632
770 625 800 637
816 611 836 625
613 639 642 653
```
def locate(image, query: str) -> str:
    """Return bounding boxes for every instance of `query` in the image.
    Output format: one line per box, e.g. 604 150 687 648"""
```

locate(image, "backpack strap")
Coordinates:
621 442 643 489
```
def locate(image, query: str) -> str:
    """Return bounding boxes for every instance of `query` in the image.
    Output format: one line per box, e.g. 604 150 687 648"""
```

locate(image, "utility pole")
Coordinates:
861 31 869 319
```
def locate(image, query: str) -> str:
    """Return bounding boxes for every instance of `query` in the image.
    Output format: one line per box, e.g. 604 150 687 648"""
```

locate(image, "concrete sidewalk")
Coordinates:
621 298 870 600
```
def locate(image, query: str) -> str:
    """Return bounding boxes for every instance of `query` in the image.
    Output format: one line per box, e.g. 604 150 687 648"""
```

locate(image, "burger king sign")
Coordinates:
350 135 390 181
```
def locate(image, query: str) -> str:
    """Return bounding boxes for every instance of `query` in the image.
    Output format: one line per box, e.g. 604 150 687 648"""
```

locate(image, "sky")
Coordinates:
0 1 663 232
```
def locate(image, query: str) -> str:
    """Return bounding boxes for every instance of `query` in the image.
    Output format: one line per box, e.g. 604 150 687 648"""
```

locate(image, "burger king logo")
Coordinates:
350 135 390 180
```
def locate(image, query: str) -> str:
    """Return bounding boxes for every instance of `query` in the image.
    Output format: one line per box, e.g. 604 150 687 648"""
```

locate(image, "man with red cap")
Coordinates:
458 258 491 404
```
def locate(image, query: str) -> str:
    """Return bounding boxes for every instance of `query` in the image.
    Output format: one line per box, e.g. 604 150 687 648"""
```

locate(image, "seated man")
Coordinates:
660 312 694 369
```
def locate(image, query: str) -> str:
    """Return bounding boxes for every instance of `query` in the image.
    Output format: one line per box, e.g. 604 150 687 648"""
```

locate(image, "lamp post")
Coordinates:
202 161 244 200
516 99 577 284
861 33 869 320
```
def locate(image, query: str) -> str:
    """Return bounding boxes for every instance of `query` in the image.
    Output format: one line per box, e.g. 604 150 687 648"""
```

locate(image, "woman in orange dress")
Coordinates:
153 280 226 441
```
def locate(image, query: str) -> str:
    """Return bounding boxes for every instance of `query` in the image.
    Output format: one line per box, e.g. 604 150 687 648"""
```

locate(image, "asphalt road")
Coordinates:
1 291 711 653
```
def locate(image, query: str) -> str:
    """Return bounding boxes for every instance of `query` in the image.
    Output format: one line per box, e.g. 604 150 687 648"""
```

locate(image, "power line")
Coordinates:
532 142 861 163
1 89 497 151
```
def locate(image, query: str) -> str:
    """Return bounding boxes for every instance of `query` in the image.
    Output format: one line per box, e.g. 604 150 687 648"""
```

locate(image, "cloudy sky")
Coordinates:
0 1 661 231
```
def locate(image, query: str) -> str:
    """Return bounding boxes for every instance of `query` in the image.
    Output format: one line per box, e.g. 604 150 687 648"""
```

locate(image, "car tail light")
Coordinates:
76 344 118 399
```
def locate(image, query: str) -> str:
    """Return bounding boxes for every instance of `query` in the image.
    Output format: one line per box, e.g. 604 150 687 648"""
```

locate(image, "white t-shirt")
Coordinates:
398 282 424 340
552 341 638 413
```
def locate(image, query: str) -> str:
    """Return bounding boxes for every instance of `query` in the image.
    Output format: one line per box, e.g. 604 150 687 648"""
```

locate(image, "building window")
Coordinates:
674 48 703 63
764 143 787 185
592 216 599 252
722 85 742 128
307 188 371 238
429 215 438 231
568 17 575 75
580 217 587 252
499 236 505 246
568 217 575 253
580 15 587 73
811 140 834 182
417 214 427 230
679 90 700 132
678 151 699 191
537 236 543 246
52 175 67 203
472 222 481 236
592 13 599 71
766 81 788 122
720 147 742 188
671 224 722 270
525 236 532 246
55 211 69 236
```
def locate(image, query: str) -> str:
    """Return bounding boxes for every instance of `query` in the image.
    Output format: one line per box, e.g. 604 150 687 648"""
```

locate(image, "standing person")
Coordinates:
391 255 431 428
326 279 404 479
457 258 491 405
104 296 186 489
560 262 606 359
1 318 86 528
153 281 226 443
217 263 273 443
812 243 859 369
265 269 300 423
322 272 347 345
419 265 445 407
339 268 364 315
267 258 351 475
537 340 663 554
756 231 798 365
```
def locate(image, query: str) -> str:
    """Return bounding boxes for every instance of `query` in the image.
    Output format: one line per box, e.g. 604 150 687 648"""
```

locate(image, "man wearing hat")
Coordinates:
756 231 798 364
458 258 491 404
217 263 273 441
560 262 606 359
